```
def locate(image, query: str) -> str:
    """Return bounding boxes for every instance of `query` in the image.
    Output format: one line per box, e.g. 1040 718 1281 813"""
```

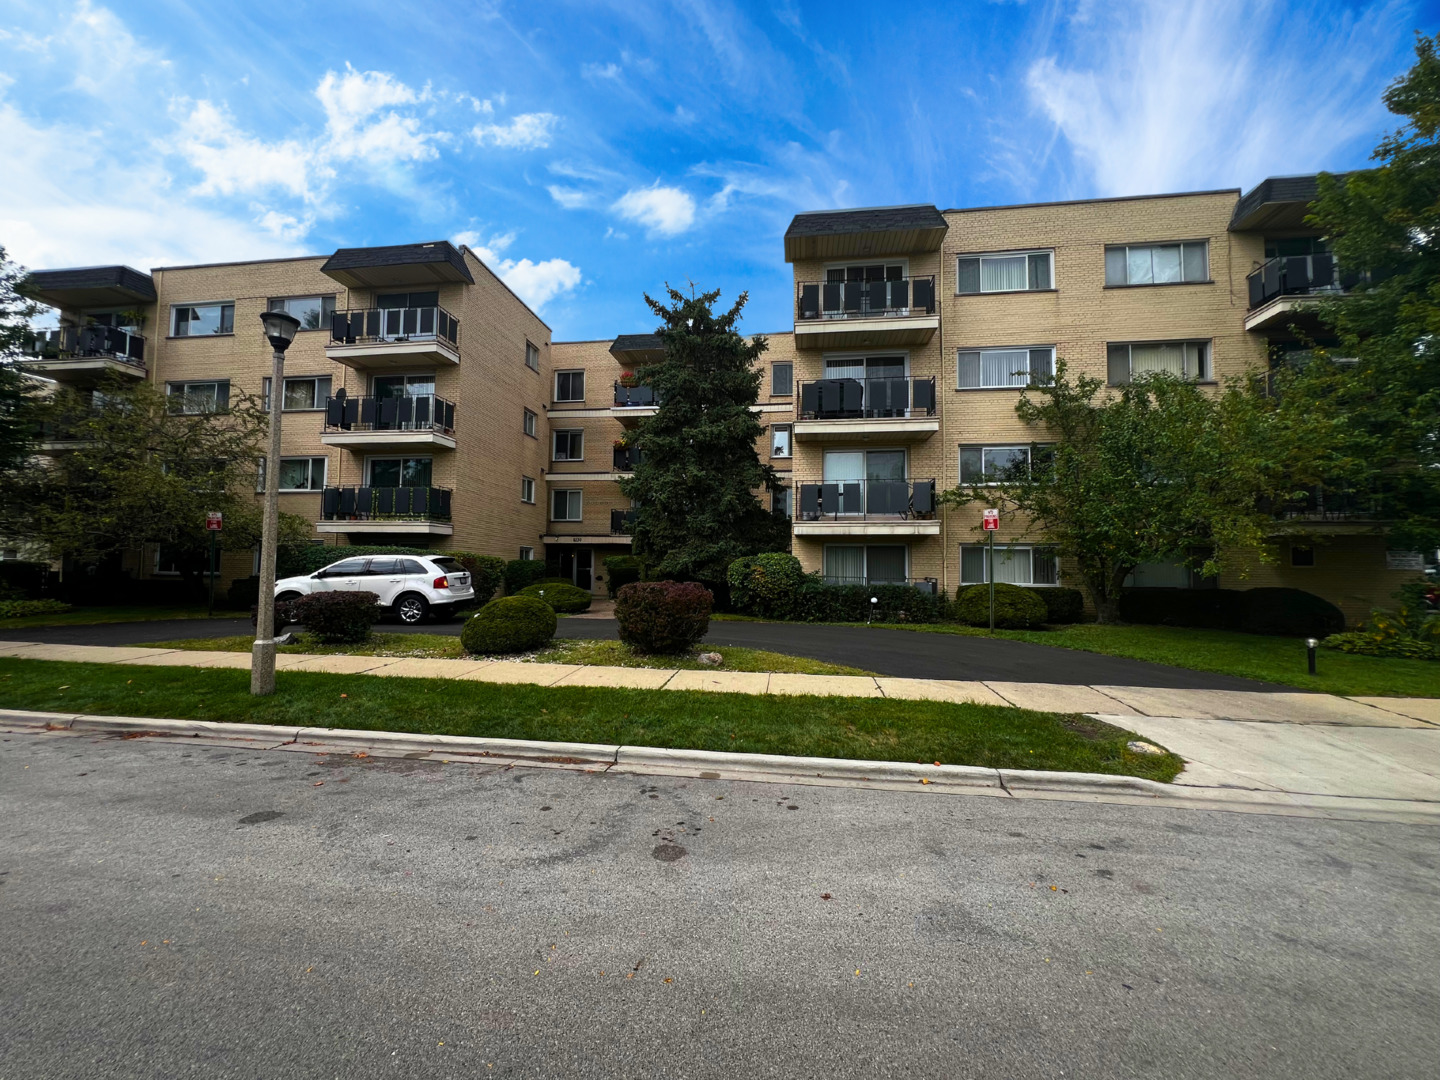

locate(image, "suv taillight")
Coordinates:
433 576 449 589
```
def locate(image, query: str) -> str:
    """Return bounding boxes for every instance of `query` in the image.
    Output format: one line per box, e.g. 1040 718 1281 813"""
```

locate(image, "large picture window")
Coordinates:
1104 242 1208 286
1107 341 1210 384
258 456 328 492
959 445 1045 484
263 375 331 412
822 544 908 586
957 347 1054 389
166 380 230 414
959 544 1059 585
267 295 335 330
171 303 234 337
554 370 585 402
956 251 1052 294
551 489 583 521
367 457 432 488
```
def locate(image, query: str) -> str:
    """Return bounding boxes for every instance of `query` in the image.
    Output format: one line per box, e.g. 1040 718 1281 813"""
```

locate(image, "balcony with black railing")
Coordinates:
613 383 660 407
794 276 939 348
21 325 146 382
327 306 461 368
612 446 644 471
319 485 454 535
1245 254 1363 333
610 508 638 535
1262 485 1381 526
794 478 940 536
321 394 457 449
795 376 939 441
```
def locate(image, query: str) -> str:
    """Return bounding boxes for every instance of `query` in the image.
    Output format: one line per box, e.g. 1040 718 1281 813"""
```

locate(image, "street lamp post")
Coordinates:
251 310 301 695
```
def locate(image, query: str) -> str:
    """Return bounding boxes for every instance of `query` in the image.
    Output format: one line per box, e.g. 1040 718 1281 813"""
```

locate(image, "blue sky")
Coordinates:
1 0 1431 340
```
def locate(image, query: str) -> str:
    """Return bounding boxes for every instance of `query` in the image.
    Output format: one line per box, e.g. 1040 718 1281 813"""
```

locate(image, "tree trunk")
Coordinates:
1094 596 1121 624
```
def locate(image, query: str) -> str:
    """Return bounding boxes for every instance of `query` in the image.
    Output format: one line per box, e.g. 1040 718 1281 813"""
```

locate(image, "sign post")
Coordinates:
205 512 223 616
982 508 1000 631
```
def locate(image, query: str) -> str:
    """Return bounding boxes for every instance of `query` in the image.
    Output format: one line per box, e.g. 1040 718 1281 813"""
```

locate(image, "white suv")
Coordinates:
274 555 476 624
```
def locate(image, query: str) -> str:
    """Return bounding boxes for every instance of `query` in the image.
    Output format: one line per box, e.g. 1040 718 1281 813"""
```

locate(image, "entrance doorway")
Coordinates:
548 547 593 590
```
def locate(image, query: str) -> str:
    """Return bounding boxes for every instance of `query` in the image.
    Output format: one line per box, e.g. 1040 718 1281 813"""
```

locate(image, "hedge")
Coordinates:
461 596 557 655
442 552 505 605
226 576 262 611
1026 587 1086 624
615 581 713 654
727 553 806 619
0 561 49 601
504 558 548 595
519 581 593 614
953 583 1049 629
1119 587 1345 636
603 555 645 598
289 591 381 644
792 581 944 624
0 598 72 619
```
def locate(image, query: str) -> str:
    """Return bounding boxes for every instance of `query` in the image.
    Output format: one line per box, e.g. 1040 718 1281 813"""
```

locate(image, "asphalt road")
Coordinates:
0 615 1287 690
1 732 1435 1079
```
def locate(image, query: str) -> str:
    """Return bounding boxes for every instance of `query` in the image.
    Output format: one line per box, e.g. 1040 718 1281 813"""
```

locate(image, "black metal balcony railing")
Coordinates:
820 575 940 595
798 376 937 420
798 478 937 521
611 508 638 534
24 325 146 367
1262 486 1380 522
321 486 453 522
613 383 660 407
612 446 644 471
323 394 455 435
329 307 460 348
1246 255 1362 310
796 276 936 321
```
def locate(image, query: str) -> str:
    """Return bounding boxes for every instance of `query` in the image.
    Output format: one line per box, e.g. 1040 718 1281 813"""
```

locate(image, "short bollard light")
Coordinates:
1306 637 1319 676
869 596 878 625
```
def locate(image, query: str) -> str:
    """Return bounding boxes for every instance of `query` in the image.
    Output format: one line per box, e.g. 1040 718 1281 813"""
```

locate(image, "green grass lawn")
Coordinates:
0 605 238 631
0 656 1182 781
144 633 872 676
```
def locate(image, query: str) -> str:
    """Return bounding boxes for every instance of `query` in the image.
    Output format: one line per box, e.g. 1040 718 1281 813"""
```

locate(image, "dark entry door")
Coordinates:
548 548 594 590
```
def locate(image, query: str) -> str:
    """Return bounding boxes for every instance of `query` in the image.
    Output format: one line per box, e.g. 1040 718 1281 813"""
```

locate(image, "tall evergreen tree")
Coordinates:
619 285 788 586
0 245 43 474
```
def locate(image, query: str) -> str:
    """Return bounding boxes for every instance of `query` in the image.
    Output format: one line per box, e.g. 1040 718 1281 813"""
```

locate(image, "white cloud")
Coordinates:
254 207 314 242
315 65 441 163
171 99 313 199
582 62 622 81
473 112 559 149
460 233 582 311
611 185 697 237
1024 0 1409 195
547 185 591 209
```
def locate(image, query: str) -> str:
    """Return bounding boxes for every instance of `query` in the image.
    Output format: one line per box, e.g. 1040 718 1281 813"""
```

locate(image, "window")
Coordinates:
171 302 234 337
823 544 908 586
1265 236 1329 259
372 374 435 399
267 295 336 331
1291 544 1315 567
771 424 792 458
519 546 535 561
521 476 536 504
824 354 906 380
956 251 1052 294
154 545 182 575
959 445 1043 484
772 486 792 519
1105 242 1208 286
960 545 1059 585
1107 341 1210 384
551 489 583 521
262 376 332 411
166 380 230 413
957 347 1054 389
553 429 584 461
367 457 432 487
257 456 328 492
523 408 538 438
771 363 794 396
1123 559 1214 589
555 370 585 402
526 341 540 371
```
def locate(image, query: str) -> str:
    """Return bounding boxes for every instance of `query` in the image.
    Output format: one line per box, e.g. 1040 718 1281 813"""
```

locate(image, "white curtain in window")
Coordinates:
1152 245 1182 283
1129 343 1186 377
981 350 1030 387
1126 248 1153 285
992 547 1031 584
980 256 1027 292
824 358 864 380
824 546 864 585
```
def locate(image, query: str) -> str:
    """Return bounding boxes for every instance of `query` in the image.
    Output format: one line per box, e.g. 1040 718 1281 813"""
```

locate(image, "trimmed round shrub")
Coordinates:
1026 586 1086 624
504 558 548 594
1239 587 1345 636
461 596 557 655
290 591 380 644
520 581 593 614
615 581 713 654
727 553 806 619
953 583 1049 629
603 555 645 598
442 552 505 606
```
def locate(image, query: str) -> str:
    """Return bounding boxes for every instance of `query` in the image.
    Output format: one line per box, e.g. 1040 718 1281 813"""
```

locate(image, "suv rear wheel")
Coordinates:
395 592 430 625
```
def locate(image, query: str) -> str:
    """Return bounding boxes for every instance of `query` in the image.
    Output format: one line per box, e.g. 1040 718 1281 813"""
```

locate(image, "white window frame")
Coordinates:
1106 340 1212 384
170 301 235 337
771 424 792 459
523 408 538 438
959 544 1059 586
166 380 230 413
955 250 1054 295
1104 241 1209 287
959 444 1049 486
258 456 329 493
771 362 794 396
153 545 182 576
519 546 535 561
822 350 911 379
266 295 336 331
821 543 910 586
552 429 584 462
521 476 536 504
956 346 1055 390
525 341 541 371
554 369 585 402
263 375 332 412
550 489 583 522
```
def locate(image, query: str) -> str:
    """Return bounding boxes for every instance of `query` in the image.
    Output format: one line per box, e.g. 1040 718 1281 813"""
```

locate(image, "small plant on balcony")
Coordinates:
618 371 638 387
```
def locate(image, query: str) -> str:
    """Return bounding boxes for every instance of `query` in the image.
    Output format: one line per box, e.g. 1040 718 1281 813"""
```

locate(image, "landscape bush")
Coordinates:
289 591 381 644
1026 586 1086 624
226 575 261 611
615 581 713 654
1323 598 1439 660
603 555 646 598
504 558 548 595
461 595 557 655
791 581 944 624
1238 588 1346 637
0 598 72 619
519 581 593 614
1118 587 1345 636
442 551 505 605
276 543 428 579
726 553 806 619
953 583 1049 629
0 561 49 600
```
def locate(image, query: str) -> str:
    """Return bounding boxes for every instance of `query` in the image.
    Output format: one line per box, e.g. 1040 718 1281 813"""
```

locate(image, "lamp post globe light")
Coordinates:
251 309 302 696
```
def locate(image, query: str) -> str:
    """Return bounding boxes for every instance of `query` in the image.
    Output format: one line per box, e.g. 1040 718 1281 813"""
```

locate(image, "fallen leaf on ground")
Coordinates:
313 781 324 787
919 778 931 785
820 893 832 900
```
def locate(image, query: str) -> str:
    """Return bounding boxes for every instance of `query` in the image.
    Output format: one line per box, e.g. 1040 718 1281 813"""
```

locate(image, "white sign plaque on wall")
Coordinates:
1384 551 1424 571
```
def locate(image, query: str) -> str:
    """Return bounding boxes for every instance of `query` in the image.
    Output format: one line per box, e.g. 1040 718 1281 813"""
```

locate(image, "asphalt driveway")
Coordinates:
0 615 1287 691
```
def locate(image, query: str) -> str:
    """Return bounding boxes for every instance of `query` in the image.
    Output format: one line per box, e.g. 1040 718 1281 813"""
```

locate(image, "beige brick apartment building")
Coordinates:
20 175 1418 621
